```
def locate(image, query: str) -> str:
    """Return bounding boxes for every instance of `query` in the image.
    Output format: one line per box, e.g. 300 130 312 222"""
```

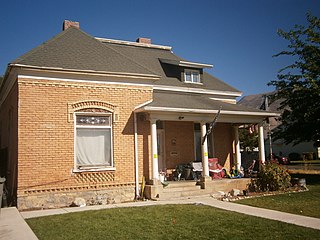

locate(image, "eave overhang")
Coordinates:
8 63 161 80
159 58 213 69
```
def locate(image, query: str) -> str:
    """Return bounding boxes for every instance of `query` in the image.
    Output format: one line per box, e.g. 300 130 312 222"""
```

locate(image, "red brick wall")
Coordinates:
213 123 234 170
17 77 152 205
164 121 195 169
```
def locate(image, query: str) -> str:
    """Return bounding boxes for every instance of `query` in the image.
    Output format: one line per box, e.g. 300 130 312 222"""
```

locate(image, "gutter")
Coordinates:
133 112 140 199
9 63 161 80
137 106 280 117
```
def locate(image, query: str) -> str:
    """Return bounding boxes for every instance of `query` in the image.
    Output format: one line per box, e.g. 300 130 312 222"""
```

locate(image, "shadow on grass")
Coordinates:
27 204 320 240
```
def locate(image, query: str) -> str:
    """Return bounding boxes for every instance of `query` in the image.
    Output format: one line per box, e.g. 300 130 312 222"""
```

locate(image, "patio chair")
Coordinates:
208 158 224 179
192 162 203 180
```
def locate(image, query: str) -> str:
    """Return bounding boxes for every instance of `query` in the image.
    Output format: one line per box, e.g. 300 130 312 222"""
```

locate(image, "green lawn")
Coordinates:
236 178 320 218
27 204 320 240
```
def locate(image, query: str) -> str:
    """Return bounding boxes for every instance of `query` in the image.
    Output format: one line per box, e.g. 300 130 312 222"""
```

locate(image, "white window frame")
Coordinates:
73 112 115 172
184 70 201 84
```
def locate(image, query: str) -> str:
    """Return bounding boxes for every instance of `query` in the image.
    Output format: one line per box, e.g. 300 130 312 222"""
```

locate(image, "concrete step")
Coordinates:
158 181 211 200
162 180 200 188
158 190 211 200
162 185 201 193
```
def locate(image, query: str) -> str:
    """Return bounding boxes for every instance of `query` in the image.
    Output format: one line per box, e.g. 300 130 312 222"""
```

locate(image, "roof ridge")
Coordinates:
102 40 161 77
11 28 159 77
96 37 172 50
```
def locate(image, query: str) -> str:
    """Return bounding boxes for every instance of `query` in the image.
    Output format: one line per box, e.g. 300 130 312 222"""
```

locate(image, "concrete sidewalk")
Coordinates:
199 197 320 230
2 196 320 239
21 196 320 230
0 207 38 240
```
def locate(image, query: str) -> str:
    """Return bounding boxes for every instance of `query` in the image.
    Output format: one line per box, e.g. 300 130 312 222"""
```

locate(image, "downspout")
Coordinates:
133 112 140 199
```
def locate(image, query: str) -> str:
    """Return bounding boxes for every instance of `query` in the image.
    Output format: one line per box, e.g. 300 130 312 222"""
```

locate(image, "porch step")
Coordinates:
158 181 211 200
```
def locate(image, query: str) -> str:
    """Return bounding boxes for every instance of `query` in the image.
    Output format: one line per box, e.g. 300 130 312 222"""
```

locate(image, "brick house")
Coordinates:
0 21 277 210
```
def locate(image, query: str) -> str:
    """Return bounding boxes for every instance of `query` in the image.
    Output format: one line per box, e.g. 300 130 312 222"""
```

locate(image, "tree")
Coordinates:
268 13 320 145
239 127 258 151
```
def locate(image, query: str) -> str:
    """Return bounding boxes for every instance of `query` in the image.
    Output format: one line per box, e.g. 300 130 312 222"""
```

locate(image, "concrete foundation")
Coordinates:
17 186 135 210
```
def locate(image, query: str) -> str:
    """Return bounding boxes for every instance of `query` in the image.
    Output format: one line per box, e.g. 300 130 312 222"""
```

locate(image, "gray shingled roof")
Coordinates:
106 42 240 92
11 27 240 93
238 92 282 112
143 91 275 115
12 27 157 76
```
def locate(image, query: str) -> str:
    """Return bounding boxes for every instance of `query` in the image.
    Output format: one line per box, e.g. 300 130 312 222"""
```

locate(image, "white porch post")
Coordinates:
258 123 266 164
233 126 241 170
150 119 159 180
201 122 209 177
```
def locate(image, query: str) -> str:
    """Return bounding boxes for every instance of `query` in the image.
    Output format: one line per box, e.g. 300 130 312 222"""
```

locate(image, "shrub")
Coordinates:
288 152 301 161
248 163 291 192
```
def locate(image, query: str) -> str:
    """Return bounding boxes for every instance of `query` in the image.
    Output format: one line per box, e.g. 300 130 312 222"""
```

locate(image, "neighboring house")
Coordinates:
238 92 316 159
0 20 277 210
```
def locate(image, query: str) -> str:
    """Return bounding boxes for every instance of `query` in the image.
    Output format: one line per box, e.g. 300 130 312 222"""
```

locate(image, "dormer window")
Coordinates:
185 70 201 83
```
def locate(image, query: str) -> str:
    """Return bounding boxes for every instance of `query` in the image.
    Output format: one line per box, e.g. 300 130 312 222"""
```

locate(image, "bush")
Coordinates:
248 163 291 192
288 152 301 161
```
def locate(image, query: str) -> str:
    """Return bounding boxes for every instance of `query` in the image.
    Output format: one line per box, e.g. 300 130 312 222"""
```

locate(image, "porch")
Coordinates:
144 178 251 201
133 91 279 200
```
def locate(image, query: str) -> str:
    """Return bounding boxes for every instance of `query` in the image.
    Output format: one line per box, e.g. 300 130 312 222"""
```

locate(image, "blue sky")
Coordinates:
1 0 319 97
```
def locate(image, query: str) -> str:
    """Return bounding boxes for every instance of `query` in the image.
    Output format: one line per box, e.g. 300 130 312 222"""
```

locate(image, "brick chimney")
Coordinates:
63 20 80 31
136 37 151 44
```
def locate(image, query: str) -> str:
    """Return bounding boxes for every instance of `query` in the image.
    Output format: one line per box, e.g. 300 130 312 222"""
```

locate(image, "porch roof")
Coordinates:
135 91 280 122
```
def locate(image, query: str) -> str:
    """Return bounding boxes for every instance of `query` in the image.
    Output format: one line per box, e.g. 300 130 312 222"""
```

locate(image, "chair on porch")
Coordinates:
191 159 225 180
192 162 202 180
208 158 224 179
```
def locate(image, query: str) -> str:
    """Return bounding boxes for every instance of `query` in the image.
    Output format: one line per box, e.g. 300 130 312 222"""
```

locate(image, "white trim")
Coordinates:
233 126 241 170
179 60 213 68
95 37 172 51
11 64 160 79
209 97 237 104
18 74 242 97
159 58 213 69
73 112 77 171
153 85 242 97
141 106 280 117
73 167 116 173
134 112 139 199
201 122 209 177
18 75 154 88
150 120 159 180
184 70 202 84
0 67 17 108
259 124 266 164
134 99 153 110
222 110 279 117
74 112 114 171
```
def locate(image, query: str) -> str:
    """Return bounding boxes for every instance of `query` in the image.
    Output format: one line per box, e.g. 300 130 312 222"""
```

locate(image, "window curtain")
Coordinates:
76 128 111 166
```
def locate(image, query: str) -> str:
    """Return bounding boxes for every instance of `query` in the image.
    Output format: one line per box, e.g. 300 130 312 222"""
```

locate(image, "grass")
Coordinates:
27 204 320 240
236 175 320 218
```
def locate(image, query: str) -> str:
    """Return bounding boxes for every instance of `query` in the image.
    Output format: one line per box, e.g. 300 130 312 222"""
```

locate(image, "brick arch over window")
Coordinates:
68 100 119 122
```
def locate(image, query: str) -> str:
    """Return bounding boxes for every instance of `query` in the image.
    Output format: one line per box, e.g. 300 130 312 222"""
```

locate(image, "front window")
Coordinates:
184 70 201 83
75 114 113 171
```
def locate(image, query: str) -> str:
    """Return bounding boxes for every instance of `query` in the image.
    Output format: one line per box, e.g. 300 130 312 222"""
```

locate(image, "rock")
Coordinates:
71 197 86 207
230 189 241 197
217 191 226 196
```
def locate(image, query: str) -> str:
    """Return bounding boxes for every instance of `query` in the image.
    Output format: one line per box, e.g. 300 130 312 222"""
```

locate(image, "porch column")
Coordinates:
233 126 241 170
150 119 159 180
258 123 266 164
201 122 209 177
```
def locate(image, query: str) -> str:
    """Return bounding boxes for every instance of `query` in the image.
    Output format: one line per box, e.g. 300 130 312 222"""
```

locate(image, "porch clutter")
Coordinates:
170 158 251 181
208 158 225 179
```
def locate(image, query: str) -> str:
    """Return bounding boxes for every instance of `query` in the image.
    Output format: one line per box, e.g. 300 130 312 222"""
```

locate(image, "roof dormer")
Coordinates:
159 58 212 84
